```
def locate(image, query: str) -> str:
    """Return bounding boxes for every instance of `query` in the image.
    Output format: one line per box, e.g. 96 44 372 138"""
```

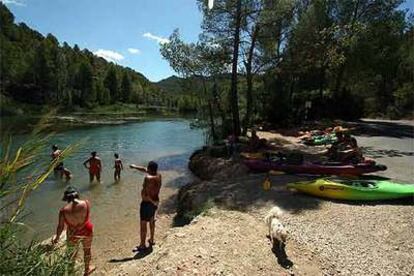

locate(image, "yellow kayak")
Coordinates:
287 178 414 200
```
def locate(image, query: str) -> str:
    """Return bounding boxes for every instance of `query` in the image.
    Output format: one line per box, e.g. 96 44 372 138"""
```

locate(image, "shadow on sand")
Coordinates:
108 246 153 263
270 240 293 269
165 172 413 229
314 195 414 206
353 120 414 139
362 146 414 159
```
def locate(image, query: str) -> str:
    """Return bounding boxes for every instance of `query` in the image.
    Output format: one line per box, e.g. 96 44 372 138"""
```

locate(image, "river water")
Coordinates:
18 119 206 243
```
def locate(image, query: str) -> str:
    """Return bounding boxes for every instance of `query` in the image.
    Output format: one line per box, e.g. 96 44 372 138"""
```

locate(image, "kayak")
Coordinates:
243 159 387 175
287 178 414 200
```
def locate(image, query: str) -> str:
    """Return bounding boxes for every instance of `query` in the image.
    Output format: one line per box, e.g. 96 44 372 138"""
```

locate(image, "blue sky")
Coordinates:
2 0 203 82
2 0 413 82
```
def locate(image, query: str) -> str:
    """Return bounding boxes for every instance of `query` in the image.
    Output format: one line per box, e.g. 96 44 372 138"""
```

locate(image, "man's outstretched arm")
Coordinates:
130 164 147 173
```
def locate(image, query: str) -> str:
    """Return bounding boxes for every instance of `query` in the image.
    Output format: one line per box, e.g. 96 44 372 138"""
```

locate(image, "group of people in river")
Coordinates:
51 145 124 182
50 145 162 276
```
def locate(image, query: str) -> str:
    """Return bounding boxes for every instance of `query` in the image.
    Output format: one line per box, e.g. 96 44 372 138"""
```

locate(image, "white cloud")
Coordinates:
143 32 170 45
93 49 124 63
1 0 26 6
128 48 141 54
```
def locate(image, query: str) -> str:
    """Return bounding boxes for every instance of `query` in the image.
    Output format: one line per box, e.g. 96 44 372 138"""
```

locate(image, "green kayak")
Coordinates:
287 178 414 200
304 134 337 146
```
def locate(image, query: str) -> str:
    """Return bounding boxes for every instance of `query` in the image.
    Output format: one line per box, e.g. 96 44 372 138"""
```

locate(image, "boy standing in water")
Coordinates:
114 153 123 181
130 161 162 251
83 151 102 183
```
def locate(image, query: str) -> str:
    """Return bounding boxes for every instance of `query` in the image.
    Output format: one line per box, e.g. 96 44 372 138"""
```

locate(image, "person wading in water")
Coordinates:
51 144 72 180
83 151 102 183
130 161 162 251
113 153 123 181
52 187 95 275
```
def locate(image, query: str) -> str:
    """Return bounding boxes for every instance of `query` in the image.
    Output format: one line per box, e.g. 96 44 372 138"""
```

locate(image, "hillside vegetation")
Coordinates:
0 3 180 115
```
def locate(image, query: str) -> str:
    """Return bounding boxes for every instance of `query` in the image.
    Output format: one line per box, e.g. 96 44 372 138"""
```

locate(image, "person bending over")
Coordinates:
51 145 72 180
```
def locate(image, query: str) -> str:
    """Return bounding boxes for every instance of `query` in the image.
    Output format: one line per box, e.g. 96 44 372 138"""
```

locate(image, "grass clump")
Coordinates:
0 114 80 275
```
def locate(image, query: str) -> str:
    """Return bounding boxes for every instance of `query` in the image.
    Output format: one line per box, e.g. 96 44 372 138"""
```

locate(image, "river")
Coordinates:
18 119 206 246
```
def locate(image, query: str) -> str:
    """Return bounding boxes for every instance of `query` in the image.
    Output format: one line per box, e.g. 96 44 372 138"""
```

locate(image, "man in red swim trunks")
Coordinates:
52 186 95 275
130 161 162 251
83 151 102 183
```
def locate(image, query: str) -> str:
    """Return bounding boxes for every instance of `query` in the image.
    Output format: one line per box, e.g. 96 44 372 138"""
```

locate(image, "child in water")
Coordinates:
114 153 123 181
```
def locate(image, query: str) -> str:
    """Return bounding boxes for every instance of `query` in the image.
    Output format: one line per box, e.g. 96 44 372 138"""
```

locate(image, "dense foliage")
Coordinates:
0 3 179 115
161 0 413 137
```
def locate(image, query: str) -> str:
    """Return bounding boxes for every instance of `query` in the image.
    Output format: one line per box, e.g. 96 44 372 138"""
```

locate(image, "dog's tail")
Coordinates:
264 206 284 224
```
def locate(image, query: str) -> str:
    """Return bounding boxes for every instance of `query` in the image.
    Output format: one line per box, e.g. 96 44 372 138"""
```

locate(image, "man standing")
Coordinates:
130 161 161 251
83 151 102 183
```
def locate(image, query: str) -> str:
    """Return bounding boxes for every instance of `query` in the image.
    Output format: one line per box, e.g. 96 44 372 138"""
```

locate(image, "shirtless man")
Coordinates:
51 145 72 180
83 152 102 183
113 153 123 181
130 161 162 251
52 186 95 275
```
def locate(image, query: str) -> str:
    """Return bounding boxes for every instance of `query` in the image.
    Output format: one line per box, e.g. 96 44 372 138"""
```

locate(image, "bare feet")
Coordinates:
133 245 146 252
84 265 96 276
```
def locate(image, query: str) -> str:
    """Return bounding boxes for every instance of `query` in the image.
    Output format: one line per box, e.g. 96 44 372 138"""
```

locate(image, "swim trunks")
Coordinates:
140 201 157 221
54 162 64 171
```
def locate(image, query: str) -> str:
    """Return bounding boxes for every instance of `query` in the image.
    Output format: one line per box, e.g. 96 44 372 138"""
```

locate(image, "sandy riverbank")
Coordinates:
94 120 413 275
109 168 414 275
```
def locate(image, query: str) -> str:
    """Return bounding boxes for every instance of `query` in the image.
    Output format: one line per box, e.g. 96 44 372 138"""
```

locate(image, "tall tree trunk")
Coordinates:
201 77 216 141
212 80 226 125
242 25 259 135
230 0 242 136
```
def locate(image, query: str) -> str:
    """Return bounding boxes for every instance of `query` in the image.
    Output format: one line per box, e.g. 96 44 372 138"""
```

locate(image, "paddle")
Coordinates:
262 173 271 191
269 170 285 175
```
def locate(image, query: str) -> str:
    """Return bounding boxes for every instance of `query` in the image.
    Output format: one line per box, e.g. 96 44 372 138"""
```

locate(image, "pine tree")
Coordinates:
121 73 132 102
104 67 119 103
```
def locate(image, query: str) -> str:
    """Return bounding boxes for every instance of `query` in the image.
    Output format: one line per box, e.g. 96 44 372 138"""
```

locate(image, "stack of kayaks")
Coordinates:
287 178 414 200
243 159 387 176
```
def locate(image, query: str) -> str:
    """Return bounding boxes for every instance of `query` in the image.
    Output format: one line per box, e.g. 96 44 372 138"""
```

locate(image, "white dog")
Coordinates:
264 206 288 251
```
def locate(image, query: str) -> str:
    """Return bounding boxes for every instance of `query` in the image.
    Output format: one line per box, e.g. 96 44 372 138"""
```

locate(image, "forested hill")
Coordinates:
156 76 186 94
0 3 176 115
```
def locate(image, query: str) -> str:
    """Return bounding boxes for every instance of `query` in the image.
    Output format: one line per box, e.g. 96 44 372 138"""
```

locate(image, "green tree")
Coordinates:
104 67 119 103
77 62 96 106
121 73 132 102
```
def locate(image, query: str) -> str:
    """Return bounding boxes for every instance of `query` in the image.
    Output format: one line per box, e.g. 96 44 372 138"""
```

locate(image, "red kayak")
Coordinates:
243 159 387 176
